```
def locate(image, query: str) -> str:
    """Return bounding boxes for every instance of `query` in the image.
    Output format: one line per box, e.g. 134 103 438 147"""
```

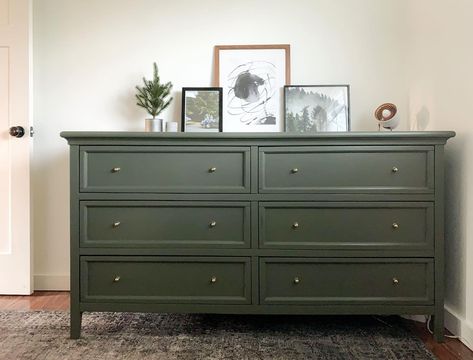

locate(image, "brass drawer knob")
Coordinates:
291 168 299 174
292 222 299 229
392 166 399 173
112 221 121 228
113 276 121 282
209 167 217 173
210 276 217 284
294 277 301 284
111 167 121 173
209 221 217 228
392 278 399 285
392 222 399 229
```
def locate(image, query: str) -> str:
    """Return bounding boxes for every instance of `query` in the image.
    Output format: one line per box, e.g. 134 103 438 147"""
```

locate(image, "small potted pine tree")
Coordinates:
135 62 173 132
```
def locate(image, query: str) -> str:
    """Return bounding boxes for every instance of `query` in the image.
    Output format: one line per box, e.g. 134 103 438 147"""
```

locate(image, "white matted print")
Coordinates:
215 45 290 132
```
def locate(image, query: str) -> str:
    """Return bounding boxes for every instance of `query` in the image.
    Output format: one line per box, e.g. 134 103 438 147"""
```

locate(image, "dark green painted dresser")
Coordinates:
61 131 455 340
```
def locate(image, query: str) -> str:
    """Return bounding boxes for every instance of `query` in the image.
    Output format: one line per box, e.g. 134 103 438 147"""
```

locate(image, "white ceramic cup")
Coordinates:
166 122 179 132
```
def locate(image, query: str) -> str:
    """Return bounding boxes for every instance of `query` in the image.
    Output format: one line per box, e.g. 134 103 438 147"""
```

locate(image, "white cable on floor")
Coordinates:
425 315 473 348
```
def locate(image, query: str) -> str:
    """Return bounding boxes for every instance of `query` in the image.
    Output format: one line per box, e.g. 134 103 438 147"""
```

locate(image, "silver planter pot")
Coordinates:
144 118 163 132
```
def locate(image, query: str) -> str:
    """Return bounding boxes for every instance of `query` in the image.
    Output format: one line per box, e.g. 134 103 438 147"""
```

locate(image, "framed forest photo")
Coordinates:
181 87 223 132
284 85 350 133
214 44 291 132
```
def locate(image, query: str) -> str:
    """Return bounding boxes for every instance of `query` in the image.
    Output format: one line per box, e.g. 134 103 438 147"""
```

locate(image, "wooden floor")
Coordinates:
0 292 472 359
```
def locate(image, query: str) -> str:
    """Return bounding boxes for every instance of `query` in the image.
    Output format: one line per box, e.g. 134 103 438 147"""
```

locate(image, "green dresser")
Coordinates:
61 131 454 341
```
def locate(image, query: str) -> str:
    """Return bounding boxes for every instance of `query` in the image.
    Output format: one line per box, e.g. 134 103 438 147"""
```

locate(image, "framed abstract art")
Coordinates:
214 45 291 132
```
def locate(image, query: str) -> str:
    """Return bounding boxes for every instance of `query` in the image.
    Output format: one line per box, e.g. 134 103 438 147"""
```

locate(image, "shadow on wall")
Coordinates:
171 90 182 126
33 146 70 282
416 107 430 130
410 106 431 131
444 136 467 316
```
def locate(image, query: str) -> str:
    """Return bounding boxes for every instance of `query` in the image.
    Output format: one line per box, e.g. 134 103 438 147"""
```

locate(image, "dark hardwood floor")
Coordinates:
0 291 69 311
0 291 471 359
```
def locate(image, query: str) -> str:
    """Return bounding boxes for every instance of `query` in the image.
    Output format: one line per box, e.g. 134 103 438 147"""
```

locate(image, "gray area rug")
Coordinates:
0 311 435 360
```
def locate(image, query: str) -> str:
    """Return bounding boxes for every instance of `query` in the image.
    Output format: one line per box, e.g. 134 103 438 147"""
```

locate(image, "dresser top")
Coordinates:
61 131 454 140
61 131 455 146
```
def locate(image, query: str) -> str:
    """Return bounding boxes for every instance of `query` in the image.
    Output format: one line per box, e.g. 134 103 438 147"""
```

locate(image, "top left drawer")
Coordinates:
80 146 251 193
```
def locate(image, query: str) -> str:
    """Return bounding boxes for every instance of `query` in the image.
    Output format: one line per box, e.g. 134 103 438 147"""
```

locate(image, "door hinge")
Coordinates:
30 126 34 137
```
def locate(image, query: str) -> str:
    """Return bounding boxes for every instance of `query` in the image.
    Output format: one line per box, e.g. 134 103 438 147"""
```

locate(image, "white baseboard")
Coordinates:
34 274 70 291
445 306 473 350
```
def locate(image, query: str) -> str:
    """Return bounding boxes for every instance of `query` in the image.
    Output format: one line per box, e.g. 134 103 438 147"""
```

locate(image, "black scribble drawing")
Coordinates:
285 87 349 132
226 61 277 125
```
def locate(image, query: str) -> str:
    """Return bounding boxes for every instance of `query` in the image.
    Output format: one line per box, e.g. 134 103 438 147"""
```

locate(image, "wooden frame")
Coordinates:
181 87 223 132
284 85 351 132
214 44 291 86
214 44 291 132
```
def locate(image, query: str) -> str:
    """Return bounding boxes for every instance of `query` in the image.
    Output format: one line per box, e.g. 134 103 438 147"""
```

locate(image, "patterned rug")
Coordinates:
0 311 435 360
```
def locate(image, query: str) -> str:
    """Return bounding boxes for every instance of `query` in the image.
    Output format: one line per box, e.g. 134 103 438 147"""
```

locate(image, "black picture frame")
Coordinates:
284 84 351 133
181 87 223 132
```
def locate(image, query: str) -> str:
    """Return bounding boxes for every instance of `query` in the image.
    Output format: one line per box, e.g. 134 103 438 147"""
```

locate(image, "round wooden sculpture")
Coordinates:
375 103 399 130
375 103 397 121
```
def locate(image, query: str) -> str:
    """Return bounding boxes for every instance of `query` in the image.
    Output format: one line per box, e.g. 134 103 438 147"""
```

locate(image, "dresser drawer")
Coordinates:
259 146 434 193
260 202 433 252
80 201 251 248
81 256 251 304
80 146 251 193
260 258 433 305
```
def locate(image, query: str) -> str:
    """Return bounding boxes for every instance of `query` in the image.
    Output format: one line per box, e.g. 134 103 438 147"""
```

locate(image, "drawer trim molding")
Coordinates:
259 257 434 306
80 201 251 249
259 146 434 194
259 201 434 252
80 146 251 193
80 256 252 304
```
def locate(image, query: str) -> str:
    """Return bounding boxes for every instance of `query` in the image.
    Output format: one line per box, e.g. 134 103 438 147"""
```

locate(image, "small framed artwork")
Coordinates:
284 85 350 133
181 87 223 132
214 44 291 132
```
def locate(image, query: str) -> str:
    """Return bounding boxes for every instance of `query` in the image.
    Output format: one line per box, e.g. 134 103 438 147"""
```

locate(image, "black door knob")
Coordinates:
9 126 25 138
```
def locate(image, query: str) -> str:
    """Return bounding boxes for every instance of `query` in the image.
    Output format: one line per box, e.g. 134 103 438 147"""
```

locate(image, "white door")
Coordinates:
0 0 32 294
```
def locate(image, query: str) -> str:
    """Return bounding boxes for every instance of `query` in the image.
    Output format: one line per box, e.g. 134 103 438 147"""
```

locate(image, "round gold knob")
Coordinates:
292 222 299 229
112 167 121 173
392 278 399 285
392 222 399 229
113 276 121 282
210 276 217 284
209 167 217 173
209 221 217 228
291 168 299 174
392 166 399 173
113 221 121 228
294 277 301 284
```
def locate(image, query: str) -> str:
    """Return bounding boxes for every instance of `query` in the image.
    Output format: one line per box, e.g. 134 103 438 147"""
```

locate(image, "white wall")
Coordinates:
407 0 473 348
32 0 410 289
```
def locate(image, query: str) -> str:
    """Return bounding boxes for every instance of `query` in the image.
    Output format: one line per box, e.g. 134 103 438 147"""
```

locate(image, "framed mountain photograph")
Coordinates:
214 44 291 132
181 87 223 132
284 85 350 133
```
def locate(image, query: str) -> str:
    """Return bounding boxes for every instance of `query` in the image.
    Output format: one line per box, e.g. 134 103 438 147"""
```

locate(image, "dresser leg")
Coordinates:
70 310 82 339
432 313 445 342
